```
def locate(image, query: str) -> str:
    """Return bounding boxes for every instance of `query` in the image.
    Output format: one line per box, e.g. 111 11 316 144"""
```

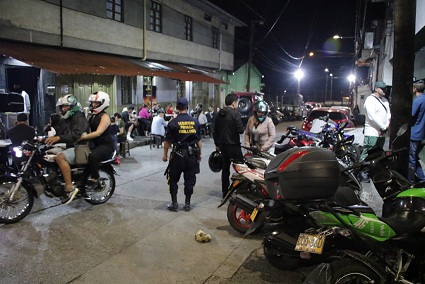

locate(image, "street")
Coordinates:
0 121 382 284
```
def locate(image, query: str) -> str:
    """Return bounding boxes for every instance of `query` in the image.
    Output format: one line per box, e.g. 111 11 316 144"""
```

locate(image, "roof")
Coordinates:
0 40 227 84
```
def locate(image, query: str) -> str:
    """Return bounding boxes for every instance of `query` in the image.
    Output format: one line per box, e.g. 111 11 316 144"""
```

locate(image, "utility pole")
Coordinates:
247 20 263 92
391 0 416 176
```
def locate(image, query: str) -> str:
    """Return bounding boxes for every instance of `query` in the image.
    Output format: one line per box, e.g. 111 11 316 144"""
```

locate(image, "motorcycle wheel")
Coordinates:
0 180 34 224
308 258 382 283
85 167 115 205
227 203 263 234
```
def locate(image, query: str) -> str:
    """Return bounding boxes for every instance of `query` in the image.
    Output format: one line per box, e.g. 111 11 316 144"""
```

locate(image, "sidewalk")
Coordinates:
0 137 262 284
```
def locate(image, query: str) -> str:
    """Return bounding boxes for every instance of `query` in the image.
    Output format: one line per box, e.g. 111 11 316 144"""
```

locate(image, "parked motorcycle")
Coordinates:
217 146 275 234
0 139 117 224
262 124 425 280
274 119 360 167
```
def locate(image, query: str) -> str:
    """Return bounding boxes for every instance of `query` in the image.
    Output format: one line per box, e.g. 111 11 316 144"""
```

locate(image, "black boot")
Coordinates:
183 196 191 212
167 193 178 211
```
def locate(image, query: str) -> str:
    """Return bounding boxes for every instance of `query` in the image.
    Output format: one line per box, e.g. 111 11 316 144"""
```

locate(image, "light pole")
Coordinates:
333 34 360 107
247 20 264 92
329 73 333 101
324 68 329 102
294 69 304 96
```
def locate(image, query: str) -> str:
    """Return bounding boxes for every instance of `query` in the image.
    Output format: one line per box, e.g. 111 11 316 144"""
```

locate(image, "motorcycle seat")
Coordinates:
380 211 425 235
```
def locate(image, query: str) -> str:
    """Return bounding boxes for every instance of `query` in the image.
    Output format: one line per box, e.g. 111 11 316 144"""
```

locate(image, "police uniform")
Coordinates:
164 98 201 211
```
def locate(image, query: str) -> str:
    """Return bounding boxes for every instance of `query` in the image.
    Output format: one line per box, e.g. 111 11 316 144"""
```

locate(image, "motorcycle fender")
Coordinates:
100 163 116 175
0 174 39 198
340 250 387 283
245 207 271 236
262 227 298 250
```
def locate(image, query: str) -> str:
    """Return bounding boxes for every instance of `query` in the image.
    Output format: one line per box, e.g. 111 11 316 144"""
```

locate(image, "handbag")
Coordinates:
74 143 90 164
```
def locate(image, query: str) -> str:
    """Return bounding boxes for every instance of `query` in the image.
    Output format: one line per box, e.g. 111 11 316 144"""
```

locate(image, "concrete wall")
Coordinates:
0 0 235 71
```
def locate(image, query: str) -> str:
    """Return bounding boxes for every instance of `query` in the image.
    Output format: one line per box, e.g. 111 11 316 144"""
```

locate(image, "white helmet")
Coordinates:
56 94 80 119
88 91 110 114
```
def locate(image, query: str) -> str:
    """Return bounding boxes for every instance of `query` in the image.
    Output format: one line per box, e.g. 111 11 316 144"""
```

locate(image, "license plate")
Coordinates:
250 207 258 222
294 233 326 254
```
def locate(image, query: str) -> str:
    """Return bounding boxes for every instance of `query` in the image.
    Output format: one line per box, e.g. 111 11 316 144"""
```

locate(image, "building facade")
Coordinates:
0 0 244 129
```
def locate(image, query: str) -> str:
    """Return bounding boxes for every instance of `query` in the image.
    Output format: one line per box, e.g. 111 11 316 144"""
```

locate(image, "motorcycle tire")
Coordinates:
227 202 263 234
85 167 115 205
306 258 382 284
0 180 34 224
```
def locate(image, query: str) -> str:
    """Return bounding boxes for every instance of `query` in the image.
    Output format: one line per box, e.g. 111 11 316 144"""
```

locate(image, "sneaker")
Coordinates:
127 136 134 141
61 187 79 205
183 203 191 212
167 202 178 212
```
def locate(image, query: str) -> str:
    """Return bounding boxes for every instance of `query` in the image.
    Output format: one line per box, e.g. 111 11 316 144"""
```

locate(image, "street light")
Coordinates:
294 69 304 95
329 73 334 101
333 34 360 107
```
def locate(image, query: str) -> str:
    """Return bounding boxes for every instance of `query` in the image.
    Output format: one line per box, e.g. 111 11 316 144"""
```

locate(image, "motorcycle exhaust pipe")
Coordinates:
263 229 299 251
230 194 258 213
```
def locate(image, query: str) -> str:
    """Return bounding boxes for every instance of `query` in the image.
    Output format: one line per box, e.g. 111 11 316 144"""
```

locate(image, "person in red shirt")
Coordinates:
166 102 174 115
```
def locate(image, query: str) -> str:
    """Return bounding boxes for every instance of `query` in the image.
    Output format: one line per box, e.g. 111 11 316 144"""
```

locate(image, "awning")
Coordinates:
0 41 227 83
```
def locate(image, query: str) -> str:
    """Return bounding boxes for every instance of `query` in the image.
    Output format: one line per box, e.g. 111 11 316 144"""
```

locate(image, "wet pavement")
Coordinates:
0 122 385 284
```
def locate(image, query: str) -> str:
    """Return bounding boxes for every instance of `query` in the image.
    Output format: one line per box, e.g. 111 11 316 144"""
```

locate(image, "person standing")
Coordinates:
8 113 36 170
213 93 245 198
359 81 391 181
114 112 127 155
408 80 425 184
162 97 202 212
244 100 276 152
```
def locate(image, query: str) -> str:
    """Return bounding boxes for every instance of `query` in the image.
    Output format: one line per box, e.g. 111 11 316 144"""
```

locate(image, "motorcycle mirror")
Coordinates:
339 121 347 129
396 123 408 137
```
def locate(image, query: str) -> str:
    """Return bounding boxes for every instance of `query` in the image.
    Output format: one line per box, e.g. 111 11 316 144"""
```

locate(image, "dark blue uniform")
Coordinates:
165 113 201 203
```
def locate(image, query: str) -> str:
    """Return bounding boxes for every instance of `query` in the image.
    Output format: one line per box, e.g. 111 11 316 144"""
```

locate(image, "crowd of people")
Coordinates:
2 80 425 211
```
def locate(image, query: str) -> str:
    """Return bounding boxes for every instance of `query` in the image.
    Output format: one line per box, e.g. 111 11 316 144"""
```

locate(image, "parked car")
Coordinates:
301 107 355 132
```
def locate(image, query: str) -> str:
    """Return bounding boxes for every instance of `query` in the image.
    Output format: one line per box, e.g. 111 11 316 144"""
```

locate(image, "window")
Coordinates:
204 14 211 22
106 0 123 22
212 27 219 48
184 15 193 41
121 77 132 105
150 1 162 33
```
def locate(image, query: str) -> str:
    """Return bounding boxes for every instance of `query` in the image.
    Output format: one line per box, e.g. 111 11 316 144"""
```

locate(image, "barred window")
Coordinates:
150 1 162 33
185 15 193 41
106 0 123 22
121 77 132 105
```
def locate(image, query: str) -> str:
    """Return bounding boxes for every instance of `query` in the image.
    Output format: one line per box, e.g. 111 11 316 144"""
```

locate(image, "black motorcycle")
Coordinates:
0 139 117 224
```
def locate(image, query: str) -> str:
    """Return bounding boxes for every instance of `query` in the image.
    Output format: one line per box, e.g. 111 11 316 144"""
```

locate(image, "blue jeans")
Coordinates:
408 140 425 184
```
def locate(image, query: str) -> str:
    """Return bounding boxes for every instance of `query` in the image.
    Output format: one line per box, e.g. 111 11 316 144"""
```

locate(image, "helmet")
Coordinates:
208 151 222 172
56 94 80 119
253 100 269 123
88 91 110 114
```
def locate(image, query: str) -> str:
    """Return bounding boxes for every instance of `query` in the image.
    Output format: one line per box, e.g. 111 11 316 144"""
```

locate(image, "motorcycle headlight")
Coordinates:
13 146 23 158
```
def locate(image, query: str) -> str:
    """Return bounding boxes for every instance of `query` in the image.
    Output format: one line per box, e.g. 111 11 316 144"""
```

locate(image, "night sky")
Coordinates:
208 0 368 103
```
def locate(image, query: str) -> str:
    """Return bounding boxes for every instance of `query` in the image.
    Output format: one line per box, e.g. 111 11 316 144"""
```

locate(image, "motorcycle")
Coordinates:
262 124 425 281
274 119 360 167
0 139 117 224
220 144 361 235
217 146 275 234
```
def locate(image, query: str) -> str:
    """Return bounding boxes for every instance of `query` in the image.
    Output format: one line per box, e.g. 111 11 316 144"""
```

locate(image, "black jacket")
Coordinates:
8 123 35 147
213 107 244 146
56 111 89 148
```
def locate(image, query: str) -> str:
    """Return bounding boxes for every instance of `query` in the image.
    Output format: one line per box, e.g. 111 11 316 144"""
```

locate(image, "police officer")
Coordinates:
162 97 202 212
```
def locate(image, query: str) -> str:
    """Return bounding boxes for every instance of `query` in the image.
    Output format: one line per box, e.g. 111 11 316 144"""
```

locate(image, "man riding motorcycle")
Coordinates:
45 94 89 204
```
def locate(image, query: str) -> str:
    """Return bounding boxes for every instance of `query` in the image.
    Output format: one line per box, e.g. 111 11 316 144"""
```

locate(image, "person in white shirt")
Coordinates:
151 108 168 147
198 111 208 136
361 81 391 160
358 82 391 182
